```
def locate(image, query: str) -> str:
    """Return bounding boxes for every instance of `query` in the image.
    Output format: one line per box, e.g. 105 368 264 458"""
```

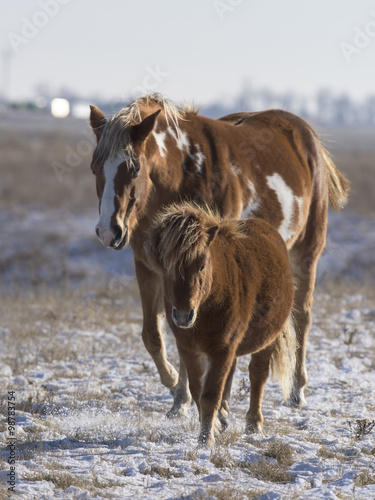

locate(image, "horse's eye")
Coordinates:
200 265 205 272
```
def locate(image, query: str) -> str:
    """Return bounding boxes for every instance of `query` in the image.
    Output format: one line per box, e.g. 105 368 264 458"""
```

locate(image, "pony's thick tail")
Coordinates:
270 315 297 401
320 143 350 212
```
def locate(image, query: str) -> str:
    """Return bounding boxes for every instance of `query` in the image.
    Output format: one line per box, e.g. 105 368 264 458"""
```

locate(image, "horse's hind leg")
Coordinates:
289 200 327 406
135 260 191 415
246 345 274 433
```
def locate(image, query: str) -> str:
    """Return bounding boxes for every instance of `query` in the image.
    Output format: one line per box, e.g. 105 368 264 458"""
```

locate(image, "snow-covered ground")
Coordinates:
1 207 375 499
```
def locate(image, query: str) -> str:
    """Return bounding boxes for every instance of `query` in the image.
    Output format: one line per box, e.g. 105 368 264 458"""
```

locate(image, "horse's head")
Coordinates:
145 205 219 329
89 105 161 249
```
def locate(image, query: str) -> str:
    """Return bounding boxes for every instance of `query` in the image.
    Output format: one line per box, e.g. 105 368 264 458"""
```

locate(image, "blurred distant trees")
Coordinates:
3 82 375 128
203 85 375 128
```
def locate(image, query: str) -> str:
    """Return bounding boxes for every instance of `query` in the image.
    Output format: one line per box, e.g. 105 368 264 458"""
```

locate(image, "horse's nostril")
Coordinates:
112 224 122 241
95 226 100 238
188 309 195 322
172 307 178 321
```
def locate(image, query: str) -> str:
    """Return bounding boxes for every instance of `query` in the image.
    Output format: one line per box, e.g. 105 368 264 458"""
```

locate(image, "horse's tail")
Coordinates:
270 315 297 401
320 143 350 212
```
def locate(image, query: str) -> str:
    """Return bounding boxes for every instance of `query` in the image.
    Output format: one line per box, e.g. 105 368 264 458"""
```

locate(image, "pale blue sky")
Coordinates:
1 0 375 105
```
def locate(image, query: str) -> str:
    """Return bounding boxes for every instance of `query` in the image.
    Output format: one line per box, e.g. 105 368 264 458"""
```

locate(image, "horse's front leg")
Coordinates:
134 259 191 415
199 351 236 448
216 358 237 433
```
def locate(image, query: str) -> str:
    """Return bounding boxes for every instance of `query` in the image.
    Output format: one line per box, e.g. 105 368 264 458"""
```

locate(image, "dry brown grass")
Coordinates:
0 119 374 216
0 120 96 211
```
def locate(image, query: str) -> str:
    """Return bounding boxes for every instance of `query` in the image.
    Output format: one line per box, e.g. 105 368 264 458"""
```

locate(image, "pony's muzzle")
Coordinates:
172 307 196 329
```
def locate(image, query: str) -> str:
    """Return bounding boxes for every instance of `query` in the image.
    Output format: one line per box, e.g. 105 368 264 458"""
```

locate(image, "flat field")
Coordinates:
0 112 374 499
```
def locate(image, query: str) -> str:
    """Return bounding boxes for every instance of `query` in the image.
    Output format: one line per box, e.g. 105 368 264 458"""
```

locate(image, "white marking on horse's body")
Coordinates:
96 155 122 246
294 196 304 226
230 162 240 176
152 129 167 158
167 126 189 152
241 180 260 218
188 143 205 175
194 144 205 175
266 173 302 242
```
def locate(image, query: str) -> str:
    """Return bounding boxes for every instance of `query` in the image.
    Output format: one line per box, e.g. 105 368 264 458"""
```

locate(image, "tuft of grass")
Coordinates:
317 445 339 460
210 446 235 469
215 428 241 447
348 419 375 440
264 439 294 466
141 465 183 479
191 463 209 475
355 470 375 486
206 485 265 500
21 469 126 496
239 457 294 484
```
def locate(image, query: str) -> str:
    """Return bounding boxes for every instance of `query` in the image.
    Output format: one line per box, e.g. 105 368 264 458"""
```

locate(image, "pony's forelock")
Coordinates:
146 203 247 278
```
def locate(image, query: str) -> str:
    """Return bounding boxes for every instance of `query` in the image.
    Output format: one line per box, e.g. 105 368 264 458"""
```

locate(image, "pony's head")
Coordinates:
89 93 185 249
145 203 219 329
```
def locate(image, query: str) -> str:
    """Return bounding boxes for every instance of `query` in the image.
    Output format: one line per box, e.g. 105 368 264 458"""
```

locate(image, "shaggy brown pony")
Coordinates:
89 93 349 415
145 203 296 447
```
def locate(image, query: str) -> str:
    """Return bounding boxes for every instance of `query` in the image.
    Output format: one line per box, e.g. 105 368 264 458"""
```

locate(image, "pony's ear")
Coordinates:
90 105 106 141
207 225 219 247
131 110 161 143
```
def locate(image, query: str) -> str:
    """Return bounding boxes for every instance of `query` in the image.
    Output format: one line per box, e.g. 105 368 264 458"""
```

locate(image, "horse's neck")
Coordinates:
148 115 210 194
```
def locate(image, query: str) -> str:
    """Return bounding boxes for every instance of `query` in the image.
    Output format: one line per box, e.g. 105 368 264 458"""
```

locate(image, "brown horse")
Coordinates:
145 203 296 447
89 93 349 414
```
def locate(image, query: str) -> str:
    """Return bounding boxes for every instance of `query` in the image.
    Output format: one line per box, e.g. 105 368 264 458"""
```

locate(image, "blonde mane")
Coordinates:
146 203 247 277
95 93 197 167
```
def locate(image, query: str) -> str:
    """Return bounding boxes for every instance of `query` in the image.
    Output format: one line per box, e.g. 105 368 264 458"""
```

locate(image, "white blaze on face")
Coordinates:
96 155 123 246
266 173 303 242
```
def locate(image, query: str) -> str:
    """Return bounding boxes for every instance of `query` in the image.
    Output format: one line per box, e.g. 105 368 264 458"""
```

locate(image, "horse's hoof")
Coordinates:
245 421 263 434
217 415 229 433
166 404 189 419
287 387 306 407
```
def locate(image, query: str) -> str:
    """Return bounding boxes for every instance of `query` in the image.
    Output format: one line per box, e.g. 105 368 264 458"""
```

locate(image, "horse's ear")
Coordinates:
131 109 161 143
90 105 106 141
207 225 219 247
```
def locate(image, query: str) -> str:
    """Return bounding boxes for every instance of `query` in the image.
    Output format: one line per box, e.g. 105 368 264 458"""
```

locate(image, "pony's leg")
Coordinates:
245 345 274 433
166 358 192 418
289 203 327 406
135 259 191 413
216 358 237 433
199 352 236 447
177 346 206 416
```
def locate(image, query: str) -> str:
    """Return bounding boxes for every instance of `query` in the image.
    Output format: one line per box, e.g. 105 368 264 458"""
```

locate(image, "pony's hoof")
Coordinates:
198 434 215 448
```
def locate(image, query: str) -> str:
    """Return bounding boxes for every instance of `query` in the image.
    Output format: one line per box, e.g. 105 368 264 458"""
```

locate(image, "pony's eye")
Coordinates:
200 265 205 272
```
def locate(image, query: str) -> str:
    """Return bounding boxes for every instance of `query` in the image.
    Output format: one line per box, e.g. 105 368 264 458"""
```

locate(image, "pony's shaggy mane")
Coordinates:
95 93 197 167
146 202 247 277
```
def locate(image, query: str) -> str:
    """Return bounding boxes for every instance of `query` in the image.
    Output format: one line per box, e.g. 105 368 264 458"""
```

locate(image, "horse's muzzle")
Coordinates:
95 224 129 250
110 224 129 250
172 307 196 329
